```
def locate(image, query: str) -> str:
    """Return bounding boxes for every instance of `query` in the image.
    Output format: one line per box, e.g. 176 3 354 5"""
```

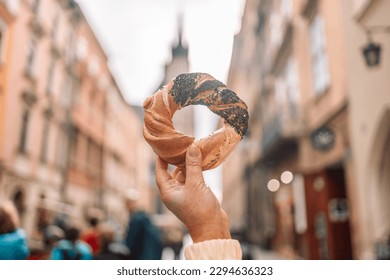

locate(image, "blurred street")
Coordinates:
0 0 390 260
251 246 286 260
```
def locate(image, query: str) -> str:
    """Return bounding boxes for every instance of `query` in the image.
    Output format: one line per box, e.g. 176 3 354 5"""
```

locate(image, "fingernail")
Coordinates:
189 144 200 157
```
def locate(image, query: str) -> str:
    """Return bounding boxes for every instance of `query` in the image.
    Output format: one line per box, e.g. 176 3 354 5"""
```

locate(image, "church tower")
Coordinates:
160 14 194 136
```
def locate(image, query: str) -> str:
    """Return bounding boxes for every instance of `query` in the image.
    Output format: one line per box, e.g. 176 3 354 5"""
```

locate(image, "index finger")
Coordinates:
155 157 172 192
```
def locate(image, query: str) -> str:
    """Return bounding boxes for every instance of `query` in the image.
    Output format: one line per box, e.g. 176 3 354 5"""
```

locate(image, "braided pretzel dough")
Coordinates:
143 73 248 171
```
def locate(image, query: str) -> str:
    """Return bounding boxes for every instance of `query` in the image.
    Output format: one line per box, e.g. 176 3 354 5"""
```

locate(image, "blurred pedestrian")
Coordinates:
43 225 65 259
0 201 29 260
94 223 129 260
30 225 65 260
81 216 100 256
124 189 163 260
50 224 93 260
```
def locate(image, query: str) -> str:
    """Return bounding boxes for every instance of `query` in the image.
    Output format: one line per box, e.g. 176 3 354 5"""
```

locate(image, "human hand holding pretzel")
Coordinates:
155 144 231 243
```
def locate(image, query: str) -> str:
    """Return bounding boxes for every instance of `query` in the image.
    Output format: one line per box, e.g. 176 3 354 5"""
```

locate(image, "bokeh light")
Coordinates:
267 179 280 192
281 171 294 184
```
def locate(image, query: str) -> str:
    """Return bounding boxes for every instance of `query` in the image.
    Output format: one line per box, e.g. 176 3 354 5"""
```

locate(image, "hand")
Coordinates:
155 144 231 243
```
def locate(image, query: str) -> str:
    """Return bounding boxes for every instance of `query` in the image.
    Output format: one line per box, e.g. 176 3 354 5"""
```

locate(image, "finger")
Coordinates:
172 167 182 178
173 167 185 184
155 157 172 192
185 144 205 187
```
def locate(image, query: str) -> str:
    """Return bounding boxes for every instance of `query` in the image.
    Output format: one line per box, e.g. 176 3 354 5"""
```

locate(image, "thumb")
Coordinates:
185 144 205 186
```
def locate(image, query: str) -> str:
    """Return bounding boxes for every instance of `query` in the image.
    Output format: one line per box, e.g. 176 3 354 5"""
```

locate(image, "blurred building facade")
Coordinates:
344 0 390 259
224 0 390 259
0 1 18 160
0 0 154 249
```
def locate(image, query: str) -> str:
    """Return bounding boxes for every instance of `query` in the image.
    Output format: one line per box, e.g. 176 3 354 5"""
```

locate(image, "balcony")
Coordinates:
261 107 303 166
266 2 294 72
271 22 293 74
29 16 45 38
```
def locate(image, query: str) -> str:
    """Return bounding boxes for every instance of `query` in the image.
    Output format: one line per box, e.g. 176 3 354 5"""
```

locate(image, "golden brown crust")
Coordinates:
143 73 248 170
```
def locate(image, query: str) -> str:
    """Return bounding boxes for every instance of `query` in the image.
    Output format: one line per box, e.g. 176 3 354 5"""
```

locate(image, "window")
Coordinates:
310 13 330 96
284 57 300 117
25 38 38 78
86 137 94 173
86 138 102 176
12 189 25 218
274 77 287 106
46 60 55 94
31 0 41 14
69 127 79 168
274 56 300 119
270 13 282 48
55 125 68 168
18 107 31 154
60 74 73 107
280 0 293 21
51 13 60 41
88 56 100 77
65 31 76 65
0 18 7 64
40 117 50 162
76 37 88 61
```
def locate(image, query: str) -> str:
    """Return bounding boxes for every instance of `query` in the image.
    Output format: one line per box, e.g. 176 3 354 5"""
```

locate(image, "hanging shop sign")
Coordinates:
310 126 335 151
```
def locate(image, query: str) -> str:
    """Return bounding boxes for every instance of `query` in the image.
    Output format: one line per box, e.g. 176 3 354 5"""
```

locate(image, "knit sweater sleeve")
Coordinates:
184 239 242 260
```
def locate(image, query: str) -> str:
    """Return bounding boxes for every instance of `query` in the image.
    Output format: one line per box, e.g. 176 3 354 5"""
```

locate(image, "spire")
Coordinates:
177 13 184 46
172 12 188 57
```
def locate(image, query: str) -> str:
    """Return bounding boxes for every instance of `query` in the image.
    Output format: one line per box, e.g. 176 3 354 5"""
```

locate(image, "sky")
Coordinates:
77 0 245 106
76 0 246 198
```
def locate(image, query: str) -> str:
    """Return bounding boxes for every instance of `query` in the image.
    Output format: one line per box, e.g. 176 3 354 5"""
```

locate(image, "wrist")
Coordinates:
190 230 231 243
189 213 231 243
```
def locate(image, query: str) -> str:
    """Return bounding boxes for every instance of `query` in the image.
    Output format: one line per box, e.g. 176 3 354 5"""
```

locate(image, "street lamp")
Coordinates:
361 26 390 68
362 40 381 67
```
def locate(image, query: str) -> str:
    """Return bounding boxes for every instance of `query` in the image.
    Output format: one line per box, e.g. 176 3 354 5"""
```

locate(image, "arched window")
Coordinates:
12 188 25 219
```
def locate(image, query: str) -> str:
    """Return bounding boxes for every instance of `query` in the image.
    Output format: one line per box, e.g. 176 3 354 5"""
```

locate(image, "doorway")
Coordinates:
304 166 353 259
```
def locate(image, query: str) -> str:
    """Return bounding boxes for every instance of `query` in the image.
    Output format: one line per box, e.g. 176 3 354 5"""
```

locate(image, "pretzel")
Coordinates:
143 73 248 171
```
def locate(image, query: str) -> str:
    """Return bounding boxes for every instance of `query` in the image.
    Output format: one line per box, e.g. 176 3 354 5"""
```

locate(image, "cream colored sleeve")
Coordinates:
184 239 242 260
